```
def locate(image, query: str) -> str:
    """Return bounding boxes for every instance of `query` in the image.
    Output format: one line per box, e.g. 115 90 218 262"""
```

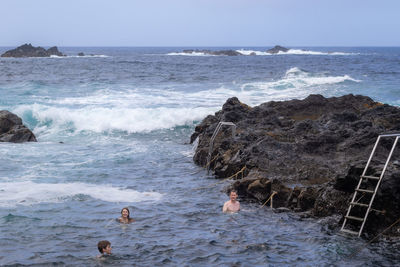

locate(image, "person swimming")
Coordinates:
118 207 135 224
97 240 112 257
223 190 240 213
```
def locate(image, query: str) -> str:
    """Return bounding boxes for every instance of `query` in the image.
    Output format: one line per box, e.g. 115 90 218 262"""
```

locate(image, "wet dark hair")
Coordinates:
230 189 238 195
98 240 111 253
121 207 131 218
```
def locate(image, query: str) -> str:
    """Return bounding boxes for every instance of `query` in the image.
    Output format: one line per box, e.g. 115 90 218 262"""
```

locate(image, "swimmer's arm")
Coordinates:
222 201 228 212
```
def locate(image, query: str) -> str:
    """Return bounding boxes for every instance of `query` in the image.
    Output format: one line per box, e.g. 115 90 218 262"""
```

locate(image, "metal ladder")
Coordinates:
341 133 400 237
206 122 236 173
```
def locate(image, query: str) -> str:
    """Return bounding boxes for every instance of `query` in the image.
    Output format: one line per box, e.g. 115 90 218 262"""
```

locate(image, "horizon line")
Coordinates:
1 45 400 48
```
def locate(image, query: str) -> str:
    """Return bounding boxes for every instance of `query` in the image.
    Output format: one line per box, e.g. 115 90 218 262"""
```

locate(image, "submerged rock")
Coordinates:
0 110 37 142
1 43 65 57
191 94 400 235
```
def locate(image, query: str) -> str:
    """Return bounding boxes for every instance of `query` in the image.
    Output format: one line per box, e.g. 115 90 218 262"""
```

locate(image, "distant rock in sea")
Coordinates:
182 49 242 56
266 45 289 54
0 110 37 142
1 43 65 58
179 46 290 56
78 52 85 56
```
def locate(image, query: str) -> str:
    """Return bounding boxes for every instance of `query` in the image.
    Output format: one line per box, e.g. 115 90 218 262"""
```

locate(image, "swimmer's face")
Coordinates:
121 208 129 218
104 244 112 255
230 191 238 201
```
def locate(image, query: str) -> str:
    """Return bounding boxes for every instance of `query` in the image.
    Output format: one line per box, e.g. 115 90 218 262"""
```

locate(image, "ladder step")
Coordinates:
356 189 374 194
350 202 369 207
345 216 364 222
361 175 380 180
341 228 359 235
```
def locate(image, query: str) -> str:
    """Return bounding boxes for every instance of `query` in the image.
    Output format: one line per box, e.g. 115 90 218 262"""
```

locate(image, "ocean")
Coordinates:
0 47 399 266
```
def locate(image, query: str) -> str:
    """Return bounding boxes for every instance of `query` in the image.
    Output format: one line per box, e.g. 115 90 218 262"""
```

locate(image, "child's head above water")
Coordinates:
97 240 112 255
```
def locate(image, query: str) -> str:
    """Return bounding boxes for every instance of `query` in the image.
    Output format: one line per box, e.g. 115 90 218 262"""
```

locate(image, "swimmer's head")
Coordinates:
121 207 131 219
229 190 238 201
98 240 111 254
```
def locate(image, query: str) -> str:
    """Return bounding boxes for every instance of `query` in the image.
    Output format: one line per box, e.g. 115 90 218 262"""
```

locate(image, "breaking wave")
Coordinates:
9 67 360 137
14 104 214 135
239 67 361 104
0 181 162 207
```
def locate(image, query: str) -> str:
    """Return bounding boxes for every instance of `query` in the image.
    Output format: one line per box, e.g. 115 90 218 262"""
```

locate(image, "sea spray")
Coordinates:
0 181 162 207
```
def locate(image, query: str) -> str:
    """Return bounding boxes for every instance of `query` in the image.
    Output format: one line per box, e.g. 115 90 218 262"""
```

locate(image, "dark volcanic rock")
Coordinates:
1 44 65 57
0 110 37 142
78 52 85 56
46 46 64 57
182 49 242 56
192 94 400 235
266 45 289 54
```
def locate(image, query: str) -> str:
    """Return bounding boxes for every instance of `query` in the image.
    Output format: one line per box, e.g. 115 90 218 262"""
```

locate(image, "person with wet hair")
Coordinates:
97 240 112 257
223 190 240 213
118 207 135 223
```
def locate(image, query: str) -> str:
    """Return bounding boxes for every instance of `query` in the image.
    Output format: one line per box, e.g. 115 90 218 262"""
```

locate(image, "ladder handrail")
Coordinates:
361 136 381 177
378 133 400 137
341 136 382 232
358 136 399 236
341 133 400 237
206 122 236 173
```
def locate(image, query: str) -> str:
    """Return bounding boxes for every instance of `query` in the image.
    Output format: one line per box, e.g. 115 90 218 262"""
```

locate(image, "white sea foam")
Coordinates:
12 67 360 136
49 55 109 58
0 181 162 207
69 54 109 58
280 49 357 56
236 49 357 56
14 104 214 134
168 49 357 56
282 67 361 83
167 52 214 56
237 67 361 104
235 49 271 56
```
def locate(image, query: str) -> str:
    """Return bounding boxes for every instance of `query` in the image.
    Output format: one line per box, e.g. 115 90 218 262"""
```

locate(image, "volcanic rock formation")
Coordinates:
191 94 400 234
0 110 37 142
266 45 289 54
1 44 65 57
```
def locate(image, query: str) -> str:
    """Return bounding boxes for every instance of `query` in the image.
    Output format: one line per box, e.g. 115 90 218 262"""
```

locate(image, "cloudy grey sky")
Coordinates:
1 0 399 46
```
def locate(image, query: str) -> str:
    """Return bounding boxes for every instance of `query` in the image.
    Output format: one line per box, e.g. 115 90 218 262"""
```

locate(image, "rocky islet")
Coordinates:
1 43 65 57
181 45 290 56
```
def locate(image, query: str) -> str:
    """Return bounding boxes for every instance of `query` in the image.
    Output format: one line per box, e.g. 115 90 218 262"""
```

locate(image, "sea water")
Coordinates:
0 47 400 266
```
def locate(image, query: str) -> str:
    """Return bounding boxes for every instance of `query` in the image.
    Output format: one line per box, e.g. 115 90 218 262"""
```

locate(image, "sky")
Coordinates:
0 0 399 47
